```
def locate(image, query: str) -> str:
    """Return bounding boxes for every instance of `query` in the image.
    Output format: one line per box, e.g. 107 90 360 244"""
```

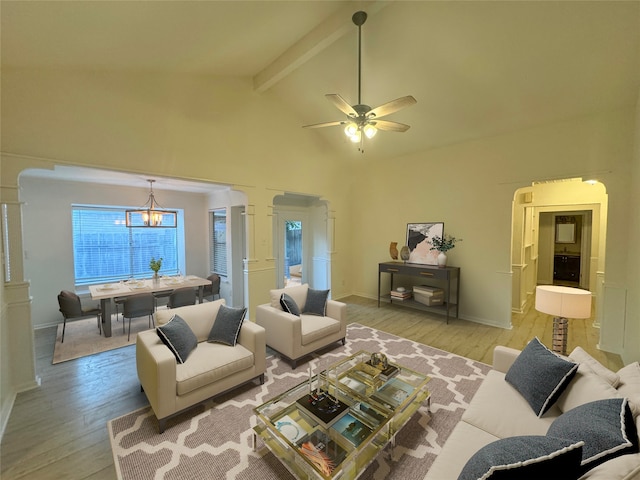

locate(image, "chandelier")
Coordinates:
125 179 177 228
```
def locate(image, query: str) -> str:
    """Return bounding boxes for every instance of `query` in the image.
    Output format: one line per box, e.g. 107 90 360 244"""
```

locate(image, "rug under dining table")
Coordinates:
108 323 491 480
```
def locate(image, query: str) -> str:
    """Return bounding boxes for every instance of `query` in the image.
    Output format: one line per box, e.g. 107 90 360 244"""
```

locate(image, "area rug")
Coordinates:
108 324 491 480
52 314 154 364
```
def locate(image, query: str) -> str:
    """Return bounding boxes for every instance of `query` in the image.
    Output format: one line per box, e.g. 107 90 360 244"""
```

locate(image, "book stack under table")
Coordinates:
253 351 431 480
389 289 412 301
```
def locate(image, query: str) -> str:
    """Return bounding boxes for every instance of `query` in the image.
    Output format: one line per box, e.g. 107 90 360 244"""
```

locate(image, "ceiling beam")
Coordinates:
253 1 388 93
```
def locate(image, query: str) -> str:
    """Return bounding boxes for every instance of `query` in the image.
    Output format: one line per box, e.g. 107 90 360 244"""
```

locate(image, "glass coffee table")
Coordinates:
253 351 431 479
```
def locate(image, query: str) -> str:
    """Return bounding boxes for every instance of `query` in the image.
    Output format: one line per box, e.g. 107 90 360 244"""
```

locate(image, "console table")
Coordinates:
378 262 460 323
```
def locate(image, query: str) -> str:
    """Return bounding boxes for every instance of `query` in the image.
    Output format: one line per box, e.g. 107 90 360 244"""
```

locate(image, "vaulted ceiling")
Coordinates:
3 1 640 161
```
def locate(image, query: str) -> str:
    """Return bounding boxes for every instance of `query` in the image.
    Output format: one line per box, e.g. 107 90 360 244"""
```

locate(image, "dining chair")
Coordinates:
167 287 197 309
122 293 155 341
114 296 126 321
152 290 172 311
57 290 102 343
202 273 221 302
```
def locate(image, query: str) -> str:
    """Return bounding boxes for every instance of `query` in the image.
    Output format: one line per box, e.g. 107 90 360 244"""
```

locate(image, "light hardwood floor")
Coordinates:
0 295 622 479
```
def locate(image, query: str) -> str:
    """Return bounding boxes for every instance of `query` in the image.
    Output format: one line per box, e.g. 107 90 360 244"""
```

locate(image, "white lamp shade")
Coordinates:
535 285 592 319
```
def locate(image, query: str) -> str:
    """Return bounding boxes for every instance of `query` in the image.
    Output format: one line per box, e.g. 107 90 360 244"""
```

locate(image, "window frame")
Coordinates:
210 209 227 276
71 204 183 286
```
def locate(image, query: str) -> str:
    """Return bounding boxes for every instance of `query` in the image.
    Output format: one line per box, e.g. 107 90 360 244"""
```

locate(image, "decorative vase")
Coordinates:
153 272 160 284
389 242 399 260
400 246 410 263
437 252 447 268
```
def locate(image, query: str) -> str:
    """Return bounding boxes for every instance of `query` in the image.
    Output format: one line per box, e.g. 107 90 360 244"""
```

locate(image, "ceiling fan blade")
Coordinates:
367 96 417 119
372 120 411 132
325 94 358 117
302 120 346 129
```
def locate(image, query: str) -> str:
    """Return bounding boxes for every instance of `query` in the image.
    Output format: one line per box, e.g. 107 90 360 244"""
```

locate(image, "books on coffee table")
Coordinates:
332 413 373 448
296 391 350 428
274 414 311 444
297 429 348 476
372 378 415 409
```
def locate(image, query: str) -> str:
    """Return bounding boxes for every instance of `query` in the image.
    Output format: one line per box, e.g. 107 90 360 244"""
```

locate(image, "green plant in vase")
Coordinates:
430 234 461 267
149 257 163 281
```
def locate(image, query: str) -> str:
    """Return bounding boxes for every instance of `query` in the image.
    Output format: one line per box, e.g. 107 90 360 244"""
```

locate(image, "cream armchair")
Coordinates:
136 299 266 432
255 284 347 368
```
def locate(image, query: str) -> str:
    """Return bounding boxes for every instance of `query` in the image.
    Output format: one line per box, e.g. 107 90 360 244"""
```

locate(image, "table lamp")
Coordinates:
535 285 592 355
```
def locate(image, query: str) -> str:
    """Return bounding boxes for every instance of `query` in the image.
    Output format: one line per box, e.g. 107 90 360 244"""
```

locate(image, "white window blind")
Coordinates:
72 205 179 285
210 209 227 276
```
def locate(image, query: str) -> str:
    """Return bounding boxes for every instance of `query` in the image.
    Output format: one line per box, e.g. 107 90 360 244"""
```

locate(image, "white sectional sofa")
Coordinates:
426 341 640 480
136 299 266 433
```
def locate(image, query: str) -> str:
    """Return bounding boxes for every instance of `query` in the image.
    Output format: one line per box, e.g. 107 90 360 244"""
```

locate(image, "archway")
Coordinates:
511 178 608 326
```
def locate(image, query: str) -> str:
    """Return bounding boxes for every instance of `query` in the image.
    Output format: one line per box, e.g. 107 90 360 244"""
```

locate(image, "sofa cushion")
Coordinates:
426 421 501 480
300 315 340 346
280 293 300 316
458 435 584 480
156 300 225 342
617 362 640 416
207 304 247 346
505 337 578 417
462 370 561 439
176 342 254 395
156 314 198 364
269 283 308 310
556 363 620 413
547 398 639 474
303 288 329 316
569 346 620 387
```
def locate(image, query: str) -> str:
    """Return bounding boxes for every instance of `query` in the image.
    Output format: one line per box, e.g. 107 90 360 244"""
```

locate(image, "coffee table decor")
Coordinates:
253 350 431 479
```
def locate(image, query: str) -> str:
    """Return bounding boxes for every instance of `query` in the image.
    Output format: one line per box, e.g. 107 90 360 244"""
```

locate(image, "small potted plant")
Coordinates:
149 257 163 283
430 234 461 267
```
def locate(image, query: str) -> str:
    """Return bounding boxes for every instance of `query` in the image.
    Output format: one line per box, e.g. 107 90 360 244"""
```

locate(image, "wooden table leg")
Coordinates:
101 298 113 337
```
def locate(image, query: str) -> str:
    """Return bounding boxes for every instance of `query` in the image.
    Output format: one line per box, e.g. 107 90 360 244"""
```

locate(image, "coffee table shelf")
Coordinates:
253 351 430 480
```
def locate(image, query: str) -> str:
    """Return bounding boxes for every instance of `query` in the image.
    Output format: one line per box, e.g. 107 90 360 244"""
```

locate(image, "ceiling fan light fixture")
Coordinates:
363 123 377 139
349 129 362 143
344 122 358 137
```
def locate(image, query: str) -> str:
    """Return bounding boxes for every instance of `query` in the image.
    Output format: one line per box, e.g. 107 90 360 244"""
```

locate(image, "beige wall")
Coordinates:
626 91 640 363
350 108 636 331
1 67 638 436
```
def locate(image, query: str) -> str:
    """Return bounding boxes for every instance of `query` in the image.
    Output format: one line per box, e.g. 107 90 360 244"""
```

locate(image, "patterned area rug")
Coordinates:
52 315 153 364
108 324 491 479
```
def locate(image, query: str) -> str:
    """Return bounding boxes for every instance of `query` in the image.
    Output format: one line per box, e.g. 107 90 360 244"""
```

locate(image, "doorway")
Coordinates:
511 178 608 316
283 219 303 288
273 193 330 291
541 211 591 289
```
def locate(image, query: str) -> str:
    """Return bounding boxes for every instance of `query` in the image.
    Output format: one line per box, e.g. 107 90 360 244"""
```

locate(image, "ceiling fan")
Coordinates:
303 10 417 152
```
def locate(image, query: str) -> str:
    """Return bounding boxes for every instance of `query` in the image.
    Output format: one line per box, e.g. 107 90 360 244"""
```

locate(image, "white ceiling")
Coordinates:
3 1 640 166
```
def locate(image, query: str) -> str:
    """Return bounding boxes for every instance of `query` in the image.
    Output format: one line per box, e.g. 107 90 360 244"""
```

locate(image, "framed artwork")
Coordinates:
406 222 444 265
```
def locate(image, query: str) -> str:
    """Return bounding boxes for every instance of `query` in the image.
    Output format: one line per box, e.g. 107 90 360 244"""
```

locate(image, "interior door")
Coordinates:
276 212 307 289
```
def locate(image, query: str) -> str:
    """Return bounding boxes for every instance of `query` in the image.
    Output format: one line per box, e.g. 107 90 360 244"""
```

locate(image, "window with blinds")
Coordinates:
72 205 180 285
211 209 227 276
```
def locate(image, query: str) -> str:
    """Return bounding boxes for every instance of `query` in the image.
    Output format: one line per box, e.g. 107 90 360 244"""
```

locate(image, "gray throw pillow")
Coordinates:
505 337 578 417
303 288 329 316
280 293 300 316
207 304 247 346
547 398 639 474
458 435 583 480
156 314 198 364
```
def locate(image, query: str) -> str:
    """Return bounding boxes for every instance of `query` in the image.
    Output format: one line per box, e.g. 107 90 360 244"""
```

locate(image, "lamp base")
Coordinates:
552 316 569 355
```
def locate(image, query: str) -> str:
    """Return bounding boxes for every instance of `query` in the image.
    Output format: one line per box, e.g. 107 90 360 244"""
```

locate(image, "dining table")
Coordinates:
89 275 212 337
